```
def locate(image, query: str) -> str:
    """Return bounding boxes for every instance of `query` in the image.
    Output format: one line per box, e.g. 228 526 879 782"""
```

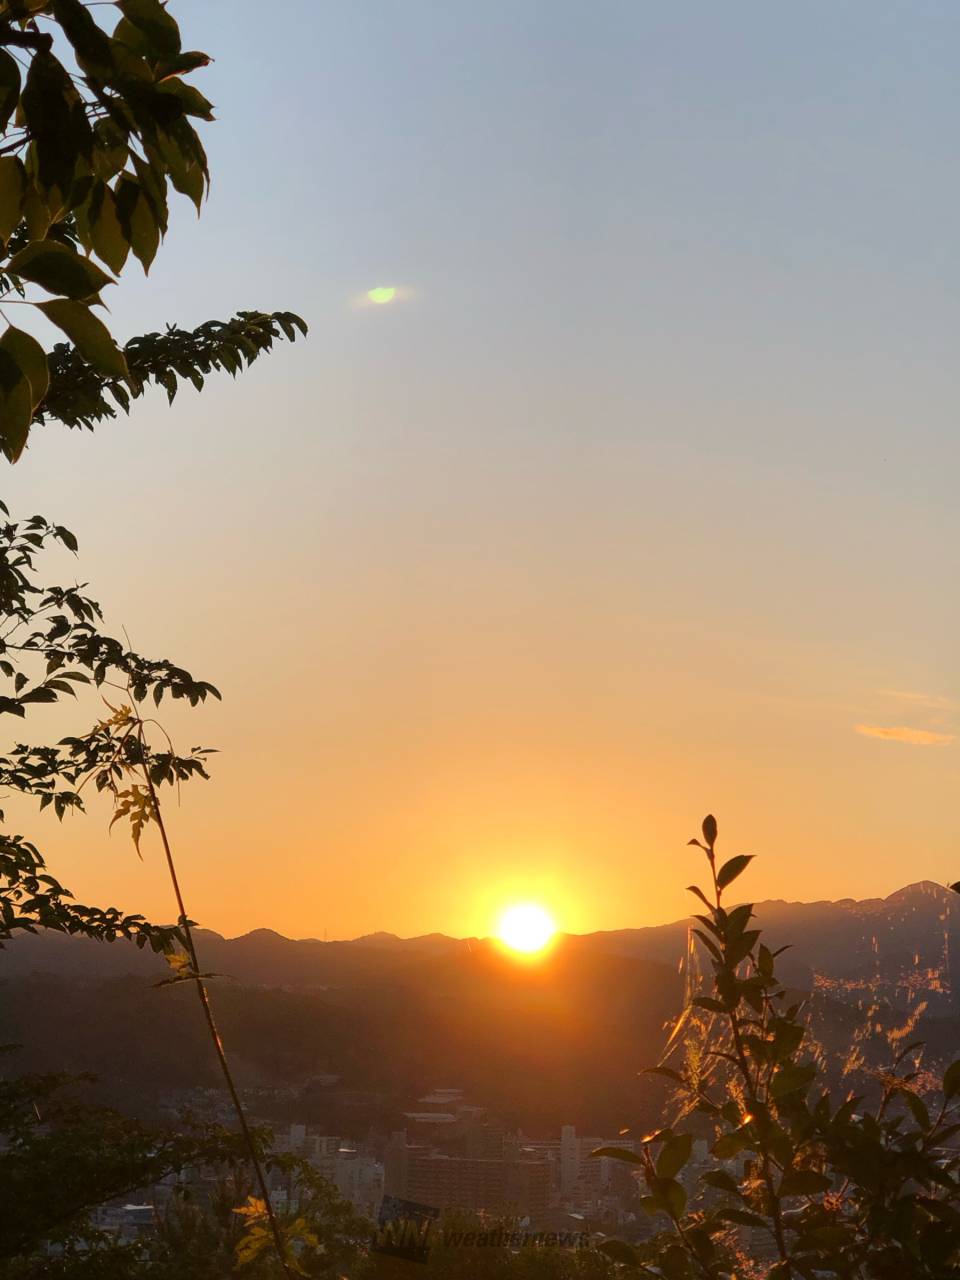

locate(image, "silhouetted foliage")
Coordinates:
594 816 960 1279
0 0 305 460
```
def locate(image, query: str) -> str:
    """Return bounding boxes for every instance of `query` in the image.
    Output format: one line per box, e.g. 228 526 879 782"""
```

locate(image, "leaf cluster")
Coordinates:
0 2 307 459
0 501 215 943
0 1070 251 1263
594 815 960 1279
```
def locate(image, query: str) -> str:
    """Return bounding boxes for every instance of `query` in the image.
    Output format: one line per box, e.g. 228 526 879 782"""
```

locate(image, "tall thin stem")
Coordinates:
135 724 294 1279
712 868 792 1277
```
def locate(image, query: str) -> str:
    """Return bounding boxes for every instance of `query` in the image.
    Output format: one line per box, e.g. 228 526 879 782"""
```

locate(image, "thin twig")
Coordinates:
133 717 294 1278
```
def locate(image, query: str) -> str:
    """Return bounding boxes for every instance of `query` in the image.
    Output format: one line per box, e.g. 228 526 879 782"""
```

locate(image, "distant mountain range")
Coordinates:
4 880 956 999
2 882 956 1133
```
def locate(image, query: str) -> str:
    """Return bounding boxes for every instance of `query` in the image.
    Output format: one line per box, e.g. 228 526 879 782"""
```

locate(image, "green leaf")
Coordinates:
779 1168 830 1197
157 76 214 121
119 0 182 58
0 155 26 242
0 349 33 462
0 327 49 407
656 1133 693 1180
38 301 128 380
0 48 20 132
52 0 115 78
717 854 754 890
115 176 159 272
701 814 717 846
160 50 212 78
90 183 130 274
6 241 114 301
20 50 91 195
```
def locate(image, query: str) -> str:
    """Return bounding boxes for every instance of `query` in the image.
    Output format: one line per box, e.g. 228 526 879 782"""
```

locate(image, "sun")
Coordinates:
497 903 557 954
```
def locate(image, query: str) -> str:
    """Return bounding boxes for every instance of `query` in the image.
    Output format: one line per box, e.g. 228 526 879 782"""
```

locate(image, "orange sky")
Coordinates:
5 2 959 940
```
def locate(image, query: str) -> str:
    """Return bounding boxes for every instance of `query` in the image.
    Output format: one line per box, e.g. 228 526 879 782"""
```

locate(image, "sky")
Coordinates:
5 1 960 941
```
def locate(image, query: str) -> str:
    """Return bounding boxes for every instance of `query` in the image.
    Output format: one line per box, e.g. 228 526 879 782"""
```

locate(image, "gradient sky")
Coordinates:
5 1 960 941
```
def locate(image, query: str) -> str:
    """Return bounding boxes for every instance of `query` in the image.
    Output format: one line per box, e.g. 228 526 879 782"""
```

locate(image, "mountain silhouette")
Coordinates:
2 882 956 1133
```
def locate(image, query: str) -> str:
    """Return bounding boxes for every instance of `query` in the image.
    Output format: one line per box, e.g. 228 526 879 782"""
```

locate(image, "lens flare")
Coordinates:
497 903 556 954
367 286 396 305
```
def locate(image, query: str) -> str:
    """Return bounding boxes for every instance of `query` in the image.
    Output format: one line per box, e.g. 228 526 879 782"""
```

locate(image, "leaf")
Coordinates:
648 1176 686 1219
159 50 212 79
770 1061 817 1099
712 1129 751 1159
686 883 713 910
901 1088 930 1131
157 77 214 121
38 301 129 380
701 814 717 846
701 1169 739 1194
656 1133 693 1180
119 0 182 58
53 0 115 78
0 348 33 462
642 1066 685 1084
590 1145 644 1164
717 854 754 891
90 183 130 274
114 175 159 272
0 48 20 132
717 1207 768 1228
779 1169 830 1197
597 1240 642 1268
692 996 726 1013
943 1060 960 1099
0 156 26 242
20 50 91 195
0 327 49 408
6 241 114 301
724 902 754 936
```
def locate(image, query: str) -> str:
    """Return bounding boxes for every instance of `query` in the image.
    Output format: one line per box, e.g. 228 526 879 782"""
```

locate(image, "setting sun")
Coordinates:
496 903 557 954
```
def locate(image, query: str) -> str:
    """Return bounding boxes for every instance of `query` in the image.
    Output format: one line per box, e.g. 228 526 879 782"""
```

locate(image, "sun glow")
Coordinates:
497 903 557 954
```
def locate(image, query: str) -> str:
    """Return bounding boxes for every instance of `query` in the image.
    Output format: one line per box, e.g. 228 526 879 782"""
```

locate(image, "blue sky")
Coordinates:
7 1 959 938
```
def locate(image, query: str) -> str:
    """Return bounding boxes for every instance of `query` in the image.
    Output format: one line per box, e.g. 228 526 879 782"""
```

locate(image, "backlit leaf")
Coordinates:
0 349 33 462
0 327 49 406
0 155 26 242
6 241 114 300
717 854 754 890
119 0 182 58
38 300 129 380
0 48 20 132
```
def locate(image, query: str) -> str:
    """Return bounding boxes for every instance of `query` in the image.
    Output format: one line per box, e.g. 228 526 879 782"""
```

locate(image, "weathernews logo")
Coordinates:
372 1196 590 1264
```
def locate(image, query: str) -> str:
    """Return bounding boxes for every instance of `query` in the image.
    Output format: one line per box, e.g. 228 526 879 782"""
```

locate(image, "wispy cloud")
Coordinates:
877 689 959 713
855 724 955 746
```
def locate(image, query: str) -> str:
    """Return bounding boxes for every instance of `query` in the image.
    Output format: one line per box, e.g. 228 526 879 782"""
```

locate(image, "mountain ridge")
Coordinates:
2 881 956 996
